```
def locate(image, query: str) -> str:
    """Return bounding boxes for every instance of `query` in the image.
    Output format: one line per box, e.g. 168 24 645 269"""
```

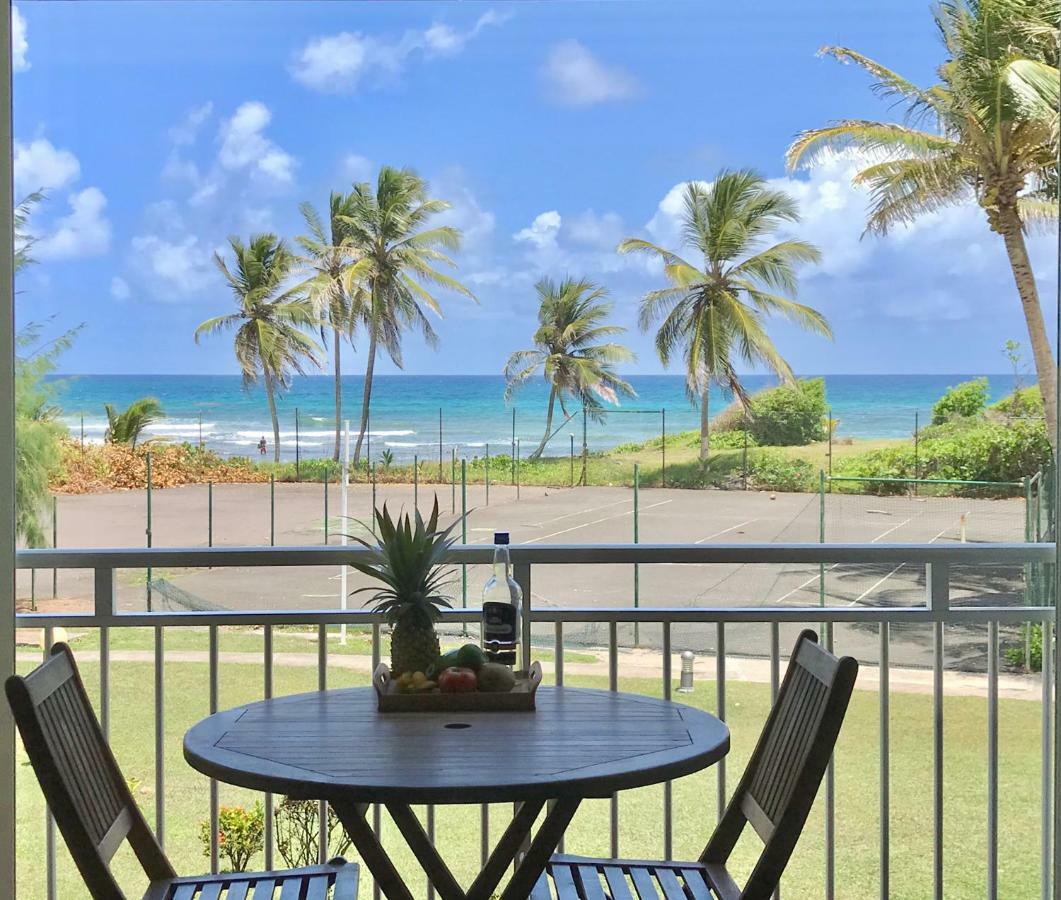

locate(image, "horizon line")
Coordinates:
50 371 1020 379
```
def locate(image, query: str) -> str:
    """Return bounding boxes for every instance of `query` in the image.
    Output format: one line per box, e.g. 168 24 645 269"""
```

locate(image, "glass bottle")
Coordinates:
481 531 523 667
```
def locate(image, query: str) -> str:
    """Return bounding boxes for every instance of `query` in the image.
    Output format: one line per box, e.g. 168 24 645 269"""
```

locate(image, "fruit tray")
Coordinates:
372 661 542 712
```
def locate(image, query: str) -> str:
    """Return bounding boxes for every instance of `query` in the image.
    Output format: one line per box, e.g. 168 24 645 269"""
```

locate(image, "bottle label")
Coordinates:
482 601 518 663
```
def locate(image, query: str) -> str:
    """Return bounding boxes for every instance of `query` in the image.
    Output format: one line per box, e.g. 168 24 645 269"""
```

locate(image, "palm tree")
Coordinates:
786 0 1060 440
618 171 831 462
297 192 360 461
339 166 476 466
104 397 164 447
195 234 323 462
505 277 636 460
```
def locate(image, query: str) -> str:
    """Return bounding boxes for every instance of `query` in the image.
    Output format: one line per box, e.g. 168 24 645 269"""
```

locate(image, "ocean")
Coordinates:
49 373 1023 463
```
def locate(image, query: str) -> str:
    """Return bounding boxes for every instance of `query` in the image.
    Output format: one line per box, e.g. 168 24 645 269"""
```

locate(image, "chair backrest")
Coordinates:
5 643 176 899
701 630 858 900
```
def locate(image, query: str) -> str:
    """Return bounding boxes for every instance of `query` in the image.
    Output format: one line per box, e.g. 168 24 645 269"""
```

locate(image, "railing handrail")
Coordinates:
14 541 1055 569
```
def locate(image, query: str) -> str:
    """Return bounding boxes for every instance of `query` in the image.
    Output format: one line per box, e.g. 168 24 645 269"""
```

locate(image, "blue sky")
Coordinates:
12 0 1059 376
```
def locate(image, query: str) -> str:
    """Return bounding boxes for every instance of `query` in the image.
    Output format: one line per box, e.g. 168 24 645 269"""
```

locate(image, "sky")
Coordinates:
11 0 1060 377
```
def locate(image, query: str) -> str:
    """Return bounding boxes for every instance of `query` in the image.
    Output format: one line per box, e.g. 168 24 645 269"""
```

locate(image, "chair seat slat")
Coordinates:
250 878 276 900
530 872 554 900
171 885 197 900
197 883 223 900
277 875 303 900
603 866 635 900
680 868 713 900
576 865 608 900
304 874 331 900
629 867 659 899
654 867 685 899
552 863 580 899
224 882 250 900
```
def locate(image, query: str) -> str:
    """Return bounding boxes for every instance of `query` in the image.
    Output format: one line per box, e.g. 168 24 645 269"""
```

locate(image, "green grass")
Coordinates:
13 631 1044 899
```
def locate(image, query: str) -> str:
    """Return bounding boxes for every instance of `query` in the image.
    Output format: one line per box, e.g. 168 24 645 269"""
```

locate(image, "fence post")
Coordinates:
516 439 521 500
742 418 749 490
208 481 214 547
80 411 85 452
439 408 443 482
485 444 490 506
818 469 826 607
461 459 468 637
371 462 377 530
570 434 575 488
914 410 920 491
198 410 203 450
580 407 588 486
414 453 419 514
633 463 640 647
661 408 666 489
270 474 275 547
1025 474 1033 670
511 408 516 486
322 475 328 544
827 406 833 482
51 495 57 598
146 451 153 612
451 447 456 514
295 407 301 482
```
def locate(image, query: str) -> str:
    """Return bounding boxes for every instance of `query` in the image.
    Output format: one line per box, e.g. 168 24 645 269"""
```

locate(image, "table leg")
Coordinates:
386 803 465 900
331 800 416 900
466 800 545 900
499 797 581 900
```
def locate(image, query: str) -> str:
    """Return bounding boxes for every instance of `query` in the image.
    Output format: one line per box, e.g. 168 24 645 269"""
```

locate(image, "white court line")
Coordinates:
524 497 632 529
847 524 950 606
524 500 672 544
695 520 757 544
772 516 914 604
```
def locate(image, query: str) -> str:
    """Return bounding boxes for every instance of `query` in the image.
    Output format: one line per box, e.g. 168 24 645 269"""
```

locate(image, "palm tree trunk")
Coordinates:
998 208 1057 446
332 325 342 462
264 371 281 463
699 389 710 463
530 386 557 460
353 326 378 466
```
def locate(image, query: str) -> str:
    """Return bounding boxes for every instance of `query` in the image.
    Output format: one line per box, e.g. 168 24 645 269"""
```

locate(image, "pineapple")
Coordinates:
350 499 460 677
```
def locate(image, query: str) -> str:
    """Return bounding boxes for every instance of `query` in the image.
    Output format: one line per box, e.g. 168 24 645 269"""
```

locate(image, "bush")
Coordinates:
931 378 988 425
748 451 815 492
274 797 352 868
746 378 827 446
989 385 1043 418
1004 623 1042 672
200 803 264 872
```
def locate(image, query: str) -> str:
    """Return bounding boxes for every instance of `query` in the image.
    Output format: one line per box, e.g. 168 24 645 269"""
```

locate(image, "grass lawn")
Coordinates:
14 629 1044 899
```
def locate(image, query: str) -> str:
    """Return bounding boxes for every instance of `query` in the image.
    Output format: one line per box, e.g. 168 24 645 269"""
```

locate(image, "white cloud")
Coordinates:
343 153 374 182
130 233 216 300
110 276 131 300
170 102 214 146
541 40 641 107
291 10 506 93
218 101 296 183
14 138 80 196
35 188 111 260
514 210 562 250
567 210 625 249
11 6 28 72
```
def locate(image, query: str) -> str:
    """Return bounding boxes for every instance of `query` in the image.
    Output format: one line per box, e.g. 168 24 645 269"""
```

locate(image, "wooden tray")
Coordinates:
373 661 542 712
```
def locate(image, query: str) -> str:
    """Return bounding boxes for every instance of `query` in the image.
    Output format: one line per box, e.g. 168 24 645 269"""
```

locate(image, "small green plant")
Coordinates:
379 448 395 471
748 451 814 492
931 378 988 425
274 797 352 868
1004 623 1042 672
199 802 265 872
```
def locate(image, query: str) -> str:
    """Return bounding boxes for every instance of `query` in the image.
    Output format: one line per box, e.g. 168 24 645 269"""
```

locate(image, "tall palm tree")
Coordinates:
195 234 322 462
339 166 476 466
505 277 636 460
297 192 360 461
786 0 1060 440
104 397 164 448
618 171 831 462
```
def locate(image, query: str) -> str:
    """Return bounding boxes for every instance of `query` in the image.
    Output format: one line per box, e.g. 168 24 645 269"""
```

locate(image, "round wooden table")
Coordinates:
184 685 729 900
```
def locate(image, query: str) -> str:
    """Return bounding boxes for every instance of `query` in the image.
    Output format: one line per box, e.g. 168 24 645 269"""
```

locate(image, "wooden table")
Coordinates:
184 685 730 900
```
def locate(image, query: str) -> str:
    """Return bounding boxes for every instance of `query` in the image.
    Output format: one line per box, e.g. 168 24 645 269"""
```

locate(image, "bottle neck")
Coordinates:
493 545 511 580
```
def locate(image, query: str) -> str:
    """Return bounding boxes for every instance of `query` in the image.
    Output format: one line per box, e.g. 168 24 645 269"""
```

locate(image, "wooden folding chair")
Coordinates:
6 643 359 900
545 629 858 900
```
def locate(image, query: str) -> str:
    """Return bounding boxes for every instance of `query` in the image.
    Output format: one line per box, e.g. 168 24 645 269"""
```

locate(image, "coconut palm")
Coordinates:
786 0 1060 440
339 166 476 466
103 397 164 447
618 172 831 462
297 192 360 461
505 277 636 460
195 234 322 462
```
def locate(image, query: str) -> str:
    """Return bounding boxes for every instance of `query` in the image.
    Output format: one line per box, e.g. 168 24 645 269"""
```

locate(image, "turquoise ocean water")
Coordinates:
50 373 1023 462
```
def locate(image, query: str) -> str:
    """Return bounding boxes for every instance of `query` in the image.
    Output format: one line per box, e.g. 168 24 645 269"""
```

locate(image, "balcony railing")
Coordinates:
8 541 1057 900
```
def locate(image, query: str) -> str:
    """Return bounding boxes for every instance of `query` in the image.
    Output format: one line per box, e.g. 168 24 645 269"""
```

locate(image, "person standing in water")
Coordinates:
258 436 267 456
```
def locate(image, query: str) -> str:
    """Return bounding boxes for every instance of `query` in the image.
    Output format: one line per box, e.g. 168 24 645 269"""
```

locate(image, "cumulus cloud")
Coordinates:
513 210 562 250
110 276 131 300
130 233 217 300
35 188 111 260
218 101 296 183
541 40 641 107
14 138 80 196
291 10 506 93
567 210 625 249
11 5 28 72
170 102 214 147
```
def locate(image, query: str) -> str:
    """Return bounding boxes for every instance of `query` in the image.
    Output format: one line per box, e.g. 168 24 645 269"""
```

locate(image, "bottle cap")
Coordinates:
494 531 510 545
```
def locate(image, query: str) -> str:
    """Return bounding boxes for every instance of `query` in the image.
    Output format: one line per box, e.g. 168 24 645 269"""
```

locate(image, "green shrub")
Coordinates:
931 377 988 425
1004 623 1042 672
200 803 264 872
274 797 352 869
745 378 827 446
748 451 815 492
989 385 1043 418
710 430 757 450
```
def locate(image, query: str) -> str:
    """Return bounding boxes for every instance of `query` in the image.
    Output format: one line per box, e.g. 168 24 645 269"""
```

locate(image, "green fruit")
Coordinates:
456 644 487 671
476 662 516 693
427 649 461 679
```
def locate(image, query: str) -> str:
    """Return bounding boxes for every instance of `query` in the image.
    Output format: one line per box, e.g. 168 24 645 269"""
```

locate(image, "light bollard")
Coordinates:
678 651 695 693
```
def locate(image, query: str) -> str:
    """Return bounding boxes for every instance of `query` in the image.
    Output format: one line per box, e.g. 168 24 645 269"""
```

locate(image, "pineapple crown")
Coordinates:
349 498 460 629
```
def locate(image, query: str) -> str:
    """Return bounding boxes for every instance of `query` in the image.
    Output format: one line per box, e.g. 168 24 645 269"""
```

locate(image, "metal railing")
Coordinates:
8 541 1057 900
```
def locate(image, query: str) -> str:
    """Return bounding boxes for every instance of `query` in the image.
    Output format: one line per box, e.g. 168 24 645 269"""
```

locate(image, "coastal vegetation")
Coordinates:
787 0 1061 442
504 277 635 461
618 171 831 462
103 396 164 447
